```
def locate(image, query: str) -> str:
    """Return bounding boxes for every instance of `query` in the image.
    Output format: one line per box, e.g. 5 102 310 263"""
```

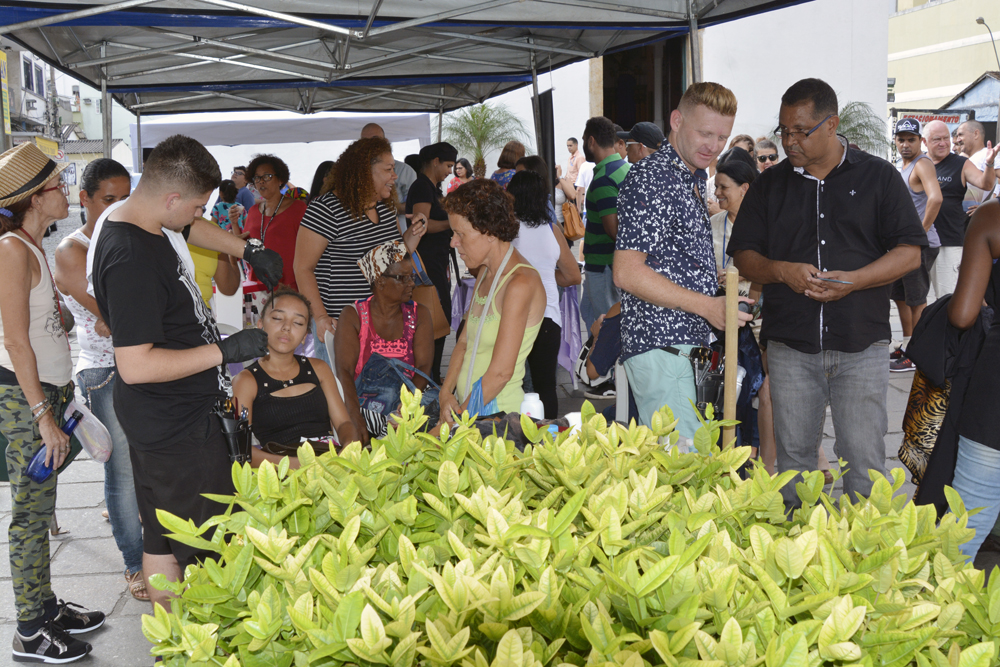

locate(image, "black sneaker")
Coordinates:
12 620 91 663
584 381 616 400
51 601 105 635
889 355 916 373
889 347 905 361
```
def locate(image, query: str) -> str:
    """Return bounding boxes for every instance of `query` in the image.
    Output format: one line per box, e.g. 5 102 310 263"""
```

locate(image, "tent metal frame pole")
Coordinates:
131 93 216 110
426 30 594 58
192 0 351 36
364 0 520 38
530 43 543 161
362 0 385 39
101 44 112 158
70 31 267 69
0 0 162 35
135 109 142 172
688 0 702 84
109 52 329 82
437 85 444 142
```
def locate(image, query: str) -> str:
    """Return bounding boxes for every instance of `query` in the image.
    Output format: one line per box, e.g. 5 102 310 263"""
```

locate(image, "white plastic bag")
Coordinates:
64 400 112 463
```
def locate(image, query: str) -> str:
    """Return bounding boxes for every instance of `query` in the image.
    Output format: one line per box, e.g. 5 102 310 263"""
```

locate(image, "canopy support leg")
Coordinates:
135 109 142 172
688 0 702 84
102 43 112 158
530 43 543 158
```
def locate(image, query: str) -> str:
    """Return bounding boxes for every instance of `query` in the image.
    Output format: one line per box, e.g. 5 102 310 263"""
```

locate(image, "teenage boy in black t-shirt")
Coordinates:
90 135 281 610
406 141 458 381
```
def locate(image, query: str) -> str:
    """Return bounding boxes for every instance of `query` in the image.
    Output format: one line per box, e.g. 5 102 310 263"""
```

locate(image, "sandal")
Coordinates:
126 570 150 601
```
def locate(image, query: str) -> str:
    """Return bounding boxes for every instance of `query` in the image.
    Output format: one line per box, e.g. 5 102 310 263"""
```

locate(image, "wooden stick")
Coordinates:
722 266 740 447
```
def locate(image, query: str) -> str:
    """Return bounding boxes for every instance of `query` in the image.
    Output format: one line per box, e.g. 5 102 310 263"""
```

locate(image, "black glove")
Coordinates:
218 329 269 365
243 239 283 290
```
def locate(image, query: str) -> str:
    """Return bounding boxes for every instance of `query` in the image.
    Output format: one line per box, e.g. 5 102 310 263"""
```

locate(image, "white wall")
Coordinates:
702 0 889 153
439 59 593 177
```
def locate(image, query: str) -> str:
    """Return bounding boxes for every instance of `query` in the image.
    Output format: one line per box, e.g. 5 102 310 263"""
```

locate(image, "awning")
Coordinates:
1 0 813 116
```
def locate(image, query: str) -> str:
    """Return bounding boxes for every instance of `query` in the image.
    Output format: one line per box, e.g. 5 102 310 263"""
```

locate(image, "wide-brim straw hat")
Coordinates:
0 142 70 208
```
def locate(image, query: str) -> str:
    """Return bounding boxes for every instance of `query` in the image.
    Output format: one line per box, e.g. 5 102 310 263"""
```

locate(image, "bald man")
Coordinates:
923 120 998 298
360 123 418 230
957 120 1000 207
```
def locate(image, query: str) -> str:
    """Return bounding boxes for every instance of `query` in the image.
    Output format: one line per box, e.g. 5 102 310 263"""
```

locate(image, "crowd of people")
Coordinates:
1 76 999 664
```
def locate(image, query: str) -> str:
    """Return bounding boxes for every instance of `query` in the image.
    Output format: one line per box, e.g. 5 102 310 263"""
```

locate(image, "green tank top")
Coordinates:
457 263 542 413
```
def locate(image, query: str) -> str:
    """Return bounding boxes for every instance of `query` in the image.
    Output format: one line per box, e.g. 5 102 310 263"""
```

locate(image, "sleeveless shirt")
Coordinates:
933 153 969 247
351 297 417 379
511 221 562 326
0 232 72 386
59 229 115 374
456 263 542 413
899 154 940 248
248 355 331 445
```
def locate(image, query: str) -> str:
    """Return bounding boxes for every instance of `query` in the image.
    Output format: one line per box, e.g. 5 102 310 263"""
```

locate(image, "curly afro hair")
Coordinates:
246 154 291 188
323 136 396 219
442 178 518 242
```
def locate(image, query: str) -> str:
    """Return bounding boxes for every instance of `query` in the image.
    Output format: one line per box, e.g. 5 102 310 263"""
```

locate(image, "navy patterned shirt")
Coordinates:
616 142 718 361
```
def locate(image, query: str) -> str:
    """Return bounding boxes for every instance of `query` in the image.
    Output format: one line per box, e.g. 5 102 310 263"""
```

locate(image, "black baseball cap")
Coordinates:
616 122 664 150
894 118 922 136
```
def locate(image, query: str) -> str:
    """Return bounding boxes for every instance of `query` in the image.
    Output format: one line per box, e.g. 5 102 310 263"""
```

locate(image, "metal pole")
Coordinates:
0 0 162 35
688 0 702 84
975 18 1000 144
135 109 142 172
101 44 111 158
437 84 444 141
530 43 543 158
722 265 739 446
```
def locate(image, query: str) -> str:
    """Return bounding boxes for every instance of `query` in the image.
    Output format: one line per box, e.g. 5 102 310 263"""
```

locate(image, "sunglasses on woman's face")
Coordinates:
757 154 779 163
384 272 416 284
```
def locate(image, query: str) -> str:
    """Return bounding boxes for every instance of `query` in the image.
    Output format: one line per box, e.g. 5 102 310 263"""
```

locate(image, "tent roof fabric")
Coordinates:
0 0 811 116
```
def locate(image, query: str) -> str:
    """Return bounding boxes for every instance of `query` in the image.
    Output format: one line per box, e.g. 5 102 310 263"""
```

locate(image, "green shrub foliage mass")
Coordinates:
145 390 1000 667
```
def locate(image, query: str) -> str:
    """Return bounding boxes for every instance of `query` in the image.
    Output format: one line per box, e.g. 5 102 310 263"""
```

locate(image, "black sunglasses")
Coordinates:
384 272 416 283
757 154 779 163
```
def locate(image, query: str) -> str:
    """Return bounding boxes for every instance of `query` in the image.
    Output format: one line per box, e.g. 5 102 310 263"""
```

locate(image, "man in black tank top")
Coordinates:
924 120 997 298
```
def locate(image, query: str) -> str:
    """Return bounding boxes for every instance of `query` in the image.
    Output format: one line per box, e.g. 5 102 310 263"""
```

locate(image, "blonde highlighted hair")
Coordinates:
678 82 738 118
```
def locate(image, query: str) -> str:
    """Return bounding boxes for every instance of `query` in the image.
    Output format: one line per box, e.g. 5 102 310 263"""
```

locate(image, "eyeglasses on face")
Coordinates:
252 173 275 184
39 182 69 197
774 114 833 140
383 272 416 284
232 169 245 176
757 154 779 163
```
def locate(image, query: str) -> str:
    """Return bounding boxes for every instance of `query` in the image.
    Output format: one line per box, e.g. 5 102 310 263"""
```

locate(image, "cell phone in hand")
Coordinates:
818 277 853 285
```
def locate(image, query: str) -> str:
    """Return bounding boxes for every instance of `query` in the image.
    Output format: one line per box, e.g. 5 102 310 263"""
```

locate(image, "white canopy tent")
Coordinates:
128 110 432 170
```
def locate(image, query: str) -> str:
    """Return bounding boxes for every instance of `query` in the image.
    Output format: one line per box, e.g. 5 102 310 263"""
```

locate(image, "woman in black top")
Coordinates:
233 289 359 467
947 199 1000 561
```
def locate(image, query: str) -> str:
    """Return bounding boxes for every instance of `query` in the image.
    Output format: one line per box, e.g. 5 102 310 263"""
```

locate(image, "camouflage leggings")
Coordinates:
1 382 71 624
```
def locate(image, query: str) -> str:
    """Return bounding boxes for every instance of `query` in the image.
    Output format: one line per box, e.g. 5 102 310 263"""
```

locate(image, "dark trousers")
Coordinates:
526 317 562 419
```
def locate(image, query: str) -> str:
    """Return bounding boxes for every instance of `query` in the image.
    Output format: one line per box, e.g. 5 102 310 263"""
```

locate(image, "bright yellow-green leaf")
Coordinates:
438 460 460 498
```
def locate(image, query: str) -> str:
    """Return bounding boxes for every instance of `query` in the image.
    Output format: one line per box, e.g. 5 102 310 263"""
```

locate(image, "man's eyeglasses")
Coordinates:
774 114 833 140
384 272 416 284
39 183 69 197
757 154 779 163
232 170 245 176
252 173 275 184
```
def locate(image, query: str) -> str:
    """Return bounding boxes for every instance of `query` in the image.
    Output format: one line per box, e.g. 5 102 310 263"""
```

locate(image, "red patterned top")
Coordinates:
353 297 418 379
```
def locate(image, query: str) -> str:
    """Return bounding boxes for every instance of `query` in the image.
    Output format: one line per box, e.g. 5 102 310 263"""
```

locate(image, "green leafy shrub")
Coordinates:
145 390 1000 667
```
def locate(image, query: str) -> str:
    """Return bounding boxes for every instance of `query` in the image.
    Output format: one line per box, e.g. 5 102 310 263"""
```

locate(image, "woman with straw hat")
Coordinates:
0 142 104 664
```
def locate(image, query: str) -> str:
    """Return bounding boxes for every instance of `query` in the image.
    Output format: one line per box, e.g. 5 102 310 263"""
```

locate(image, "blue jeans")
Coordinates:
767 340 890 508
77 367 143 574
581 266 619 330
951 435 1000 561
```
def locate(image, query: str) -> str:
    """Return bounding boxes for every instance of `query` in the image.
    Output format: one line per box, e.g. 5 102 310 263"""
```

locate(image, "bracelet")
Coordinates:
29 399 48 414
32 404 52 423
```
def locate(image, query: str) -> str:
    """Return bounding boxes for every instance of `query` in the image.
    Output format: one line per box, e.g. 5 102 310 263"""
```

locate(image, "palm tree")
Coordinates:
836 101 890 156
443 103 531 178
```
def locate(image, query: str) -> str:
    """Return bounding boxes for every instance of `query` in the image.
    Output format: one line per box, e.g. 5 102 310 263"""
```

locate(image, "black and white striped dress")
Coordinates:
300 193 401 319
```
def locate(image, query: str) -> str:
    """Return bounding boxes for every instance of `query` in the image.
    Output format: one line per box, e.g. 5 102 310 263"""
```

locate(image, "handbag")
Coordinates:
356 352 441 416
410 251 452 339
561 202 585 241
898 369 950 484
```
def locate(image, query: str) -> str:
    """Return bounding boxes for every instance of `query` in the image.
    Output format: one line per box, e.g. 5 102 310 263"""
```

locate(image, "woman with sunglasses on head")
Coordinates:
52 158 149 603
0 144 105 663
235 154 306 291
335 241 435 444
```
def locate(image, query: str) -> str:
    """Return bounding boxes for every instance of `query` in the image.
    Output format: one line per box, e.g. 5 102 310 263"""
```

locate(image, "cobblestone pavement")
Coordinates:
0 213 994 666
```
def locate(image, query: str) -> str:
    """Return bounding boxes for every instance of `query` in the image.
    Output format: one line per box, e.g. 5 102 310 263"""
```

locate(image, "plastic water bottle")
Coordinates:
26 410 84 483
520 393 544 420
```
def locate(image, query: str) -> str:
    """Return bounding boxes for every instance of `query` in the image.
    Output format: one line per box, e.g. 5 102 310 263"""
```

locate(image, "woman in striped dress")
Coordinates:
294 137 428 351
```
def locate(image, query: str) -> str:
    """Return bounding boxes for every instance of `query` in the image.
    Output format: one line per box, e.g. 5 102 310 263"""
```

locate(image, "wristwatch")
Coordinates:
244 238 264 256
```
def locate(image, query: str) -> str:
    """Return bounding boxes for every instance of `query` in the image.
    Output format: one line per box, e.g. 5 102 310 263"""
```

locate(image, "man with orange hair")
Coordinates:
730 78 926 508
613 82 752 442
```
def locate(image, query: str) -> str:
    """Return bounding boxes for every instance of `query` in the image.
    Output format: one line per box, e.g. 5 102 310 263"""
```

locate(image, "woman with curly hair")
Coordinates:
294 137 427 346
438 179 546 424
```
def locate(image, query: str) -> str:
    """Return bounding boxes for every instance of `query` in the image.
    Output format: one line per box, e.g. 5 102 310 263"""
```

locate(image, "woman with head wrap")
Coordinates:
335 240 435 444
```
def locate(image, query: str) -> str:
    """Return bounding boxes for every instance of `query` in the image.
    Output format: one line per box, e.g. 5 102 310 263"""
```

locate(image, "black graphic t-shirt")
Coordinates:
92 220 226 450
